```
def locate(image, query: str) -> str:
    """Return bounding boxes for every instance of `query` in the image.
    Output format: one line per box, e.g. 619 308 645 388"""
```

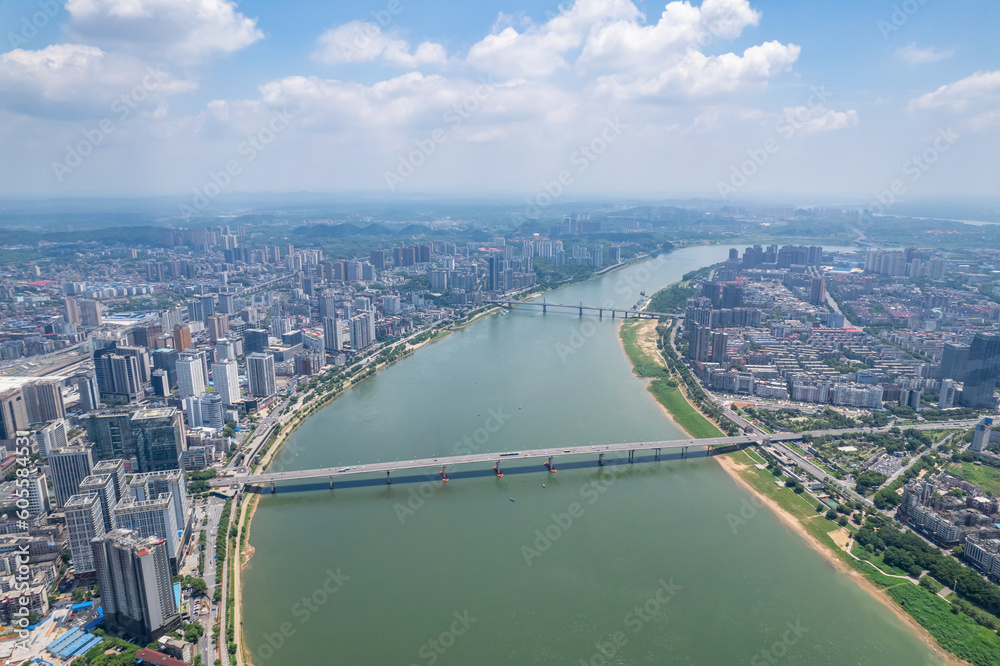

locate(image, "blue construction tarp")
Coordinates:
71 601 93 611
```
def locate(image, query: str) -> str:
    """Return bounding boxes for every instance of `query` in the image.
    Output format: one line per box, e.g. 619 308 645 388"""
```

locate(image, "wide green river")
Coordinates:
242 246 940 665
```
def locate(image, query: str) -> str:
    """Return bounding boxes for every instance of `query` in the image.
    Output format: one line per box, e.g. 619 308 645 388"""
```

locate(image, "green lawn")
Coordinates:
619 320 668 378
949 461 1000 497
649 381 723 438
721 451 850 555
887 584 1000 666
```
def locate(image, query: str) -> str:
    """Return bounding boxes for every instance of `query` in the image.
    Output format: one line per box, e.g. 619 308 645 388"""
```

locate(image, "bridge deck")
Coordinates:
213 433 804 487
488 299 678 319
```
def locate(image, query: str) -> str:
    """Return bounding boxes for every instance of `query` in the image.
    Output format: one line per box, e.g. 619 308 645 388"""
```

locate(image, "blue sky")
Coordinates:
0 0 997 204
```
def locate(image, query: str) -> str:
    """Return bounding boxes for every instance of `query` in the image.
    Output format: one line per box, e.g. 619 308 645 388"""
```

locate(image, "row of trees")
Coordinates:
857 515 1000 619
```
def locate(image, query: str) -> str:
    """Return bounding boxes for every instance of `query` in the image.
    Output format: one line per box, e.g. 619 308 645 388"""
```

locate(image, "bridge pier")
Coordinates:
544 456 557 473
270 481 275 494
628 450 634 463
682 446 687 458
599 309 603 319
440 467 449 482
611 310 615 319
578 301 583 316
655 448 660 461
329 476 334 489
386 470 391 485
494 462 503 477
542 298 546 314
598 453 604 466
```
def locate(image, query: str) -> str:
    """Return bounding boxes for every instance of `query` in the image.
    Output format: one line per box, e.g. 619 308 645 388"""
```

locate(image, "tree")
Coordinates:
837 516 849 527
183 622 205 643
189 577 208 597
825 509 838 521
816 503 825 512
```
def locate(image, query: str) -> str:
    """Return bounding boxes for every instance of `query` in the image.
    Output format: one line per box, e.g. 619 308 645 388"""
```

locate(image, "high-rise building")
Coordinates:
130 470 188 537
711 331 729 363
318 294 337 321
22 380 65 424
247 353 276 398
49 444 94 507
116 346 151 383
688 324 712 362
175 353 205 399
172 324 192 353
91 529 180 642
207 314 229 341
323 317 346 353
939 378 956 409
212 359 240 405
217 293 236 314
971 418 993 452
152 348 179 388
130 408 185 472
487 255 503 292
349 311 376 351
960 334 1000 409
75 371 100 411
243 329 269 355
113 493 180 560
64 297 81 325
150 370 170 397
199 295 216 326
80 299 103 327
93 459 127 503
79 474 119 536
34 419 69 457
93 346 143 403
809 278 826 305
0 389 28 442
23 471 49 516
65 493 105 572
184 393 224 429
85 411 136 462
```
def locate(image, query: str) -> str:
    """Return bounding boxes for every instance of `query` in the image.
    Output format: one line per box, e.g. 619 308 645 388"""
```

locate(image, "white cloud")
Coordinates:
0 44 194 118
779 106 858 136
467 0 640 78
580 0 760 70
908 70 1000 130
895 43 956 65
908 70 1000 112
65 0 263 61
591 41 800 101
312 21 447 68
465 0 797 101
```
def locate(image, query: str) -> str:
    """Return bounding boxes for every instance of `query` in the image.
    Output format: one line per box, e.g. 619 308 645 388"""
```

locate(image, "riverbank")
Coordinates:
617 318 723 438
715 451 965 665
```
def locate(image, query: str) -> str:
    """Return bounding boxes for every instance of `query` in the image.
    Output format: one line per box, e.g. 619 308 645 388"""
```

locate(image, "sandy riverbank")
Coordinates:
616 319 697 439
715 451 966 666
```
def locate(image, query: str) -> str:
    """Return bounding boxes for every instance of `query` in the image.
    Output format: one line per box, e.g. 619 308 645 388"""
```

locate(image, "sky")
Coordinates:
0 0 997 206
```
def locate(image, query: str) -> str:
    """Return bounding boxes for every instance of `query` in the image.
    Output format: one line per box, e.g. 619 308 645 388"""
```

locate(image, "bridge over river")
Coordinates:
212 432 815 493
488 298 678 320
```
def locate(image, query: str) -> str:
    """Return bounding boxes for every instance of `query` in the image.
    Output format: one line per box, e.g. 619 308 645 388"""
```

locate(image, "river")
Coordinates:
241 245 940 665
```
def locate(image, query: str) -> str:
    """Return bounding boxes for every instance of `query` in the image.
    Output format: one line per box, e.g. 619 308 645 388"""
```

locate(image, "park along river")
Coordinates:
241 245 942 665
